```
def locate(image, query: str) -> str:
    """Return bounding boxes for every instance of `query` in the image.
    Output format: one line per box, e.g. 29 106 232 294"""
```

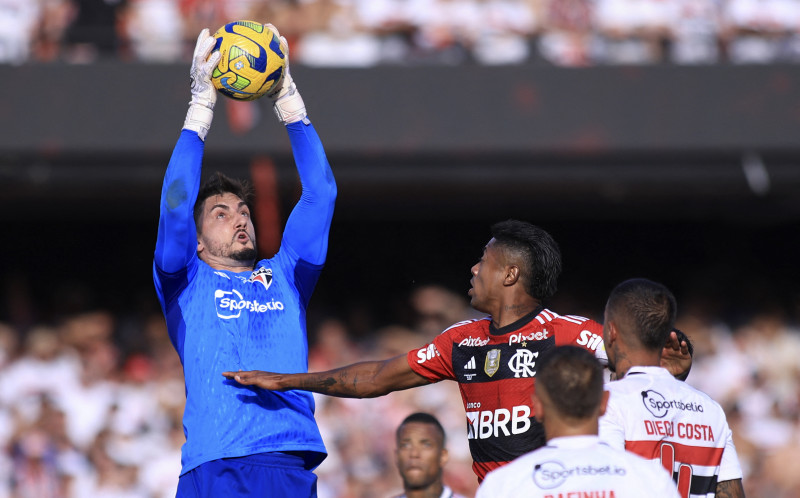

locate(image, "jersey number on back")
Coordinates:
660 442 692 498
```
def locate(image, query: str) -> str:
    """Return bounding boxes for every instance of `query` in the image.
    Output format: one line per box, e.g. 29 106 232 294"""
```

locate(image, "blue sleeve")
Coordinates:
153 130 204 301
281 120 337 267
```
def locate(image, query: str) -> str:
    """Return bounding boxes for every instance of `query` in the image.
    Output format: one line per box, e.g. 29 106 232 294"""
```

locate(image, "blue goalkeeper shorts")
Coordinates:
176 452 318 498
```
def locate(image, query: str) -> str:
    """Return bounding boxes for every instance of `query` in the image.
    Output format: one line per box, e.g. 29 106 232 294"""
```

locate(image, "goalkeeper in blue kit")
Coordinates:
153 26 336 498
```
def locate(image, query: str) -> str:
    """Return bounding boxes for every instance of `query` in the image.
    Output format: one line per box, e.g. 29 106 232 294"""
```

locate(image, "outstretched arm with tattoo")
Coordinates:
222 354 431 398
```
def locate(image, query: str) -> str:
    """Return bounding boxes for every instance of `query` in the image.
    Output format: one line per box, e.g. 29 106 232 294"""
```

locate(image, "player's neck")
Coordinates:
613 350 661 378
545 416 598 440
403 481 445 498
491 296 541 328
201 254 255 273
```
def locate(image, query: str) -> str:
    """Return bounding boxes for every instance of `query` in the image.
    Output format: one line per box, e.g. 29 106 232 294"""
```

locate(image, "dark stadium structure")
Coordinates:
1 63 798 329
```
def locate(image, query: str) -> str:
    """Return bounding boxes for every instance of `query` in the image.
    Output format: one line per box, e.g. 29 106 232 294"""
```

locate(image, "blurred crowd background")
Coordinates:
2 0 800 498
0 275 799 497
7 0 800 66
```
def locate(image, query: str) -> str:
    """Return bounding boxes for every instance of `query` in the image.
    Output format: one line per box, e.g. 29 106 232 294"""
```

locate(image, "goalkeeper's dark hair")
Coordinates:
606 278 677 352
193 172 255 230
490 220 561 301
537 346 604 419
396 412 446 446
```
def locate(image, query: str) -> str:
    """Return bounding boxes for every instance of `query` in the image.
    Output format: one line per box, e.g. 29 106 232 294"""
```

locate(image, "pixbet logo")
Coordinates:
458 337 490 347
508 329 549 345
214 289 285 319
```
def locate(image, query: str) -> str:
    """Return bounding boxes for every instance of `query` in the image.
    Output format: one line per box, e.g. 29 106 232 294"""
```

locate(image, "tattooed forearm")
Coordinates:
293 366 384 398
716 479 745 498
316 377 337 389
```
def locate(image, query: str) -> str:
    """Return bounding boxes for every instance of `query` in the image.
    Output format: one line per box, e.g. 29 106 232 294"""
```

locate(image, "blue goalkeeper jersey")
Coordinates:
153 121 335 475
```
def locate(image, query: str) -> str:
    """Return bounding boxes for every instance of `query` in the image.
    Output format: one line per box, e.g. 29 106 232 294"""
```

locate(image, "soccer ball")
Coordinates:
211 20 286 101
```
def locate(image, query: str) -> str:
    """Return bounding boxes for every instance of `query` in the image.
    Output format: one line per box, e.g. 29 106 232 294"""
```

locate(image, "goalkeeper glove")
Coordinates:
265 24 307 125
183 28 221 141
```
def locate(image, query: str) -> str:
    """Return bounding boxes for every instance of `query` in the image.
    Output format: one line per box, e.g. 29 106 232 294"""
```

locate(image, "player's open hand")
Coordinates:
660 330 692 380
262 22 307 124
263 23 292 100
189 28 221 108
222 370 287 390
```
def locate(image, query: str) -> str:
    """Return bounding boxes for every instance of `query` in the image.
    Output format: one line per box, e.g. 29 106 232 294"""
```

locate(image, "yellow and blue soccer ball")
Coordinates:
211 21 286 101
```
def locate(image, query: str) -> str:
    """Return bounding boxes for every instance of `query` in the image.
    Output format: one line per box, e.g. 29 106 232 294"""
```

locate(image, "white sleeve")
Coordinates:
598 388 626 449
718 425 744 481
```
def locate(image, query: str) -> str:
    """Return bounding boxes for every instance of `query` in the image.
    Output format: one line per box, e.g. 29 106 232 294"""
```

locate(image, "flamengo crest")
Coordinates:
508 349 538 378
249 267 273 291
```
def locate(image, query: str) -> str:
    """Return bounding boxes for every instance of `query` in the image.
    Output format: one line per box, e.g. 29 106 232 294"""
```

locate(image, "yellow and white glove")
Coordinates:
265 24 307 125
183 29 221 141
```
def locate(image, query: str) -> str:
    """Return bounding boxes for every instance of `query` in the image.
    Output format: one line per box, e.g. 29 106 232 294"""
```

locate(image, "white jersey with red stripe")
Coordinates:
598 366 743 498
475 435 680 498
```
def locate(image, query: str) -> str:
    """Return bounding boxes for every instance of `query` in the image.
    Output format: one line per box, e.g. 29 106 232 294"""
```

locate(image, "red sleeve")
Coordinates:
559 317 607 364
406 329 456 382
555 317 605 352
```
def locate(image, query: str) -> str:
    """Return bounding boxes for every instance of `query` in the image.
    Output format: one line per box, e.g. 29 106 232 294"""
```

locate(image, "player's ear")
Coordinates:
532 391 545 423
440 447 449 468
598 390 610 417
504 264 520 286
604 321 618 348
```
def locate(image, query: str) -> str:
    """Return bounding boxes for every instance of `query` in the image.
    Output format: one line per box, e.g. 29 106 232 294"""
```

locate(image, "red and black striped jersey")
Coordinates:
406 307 606 482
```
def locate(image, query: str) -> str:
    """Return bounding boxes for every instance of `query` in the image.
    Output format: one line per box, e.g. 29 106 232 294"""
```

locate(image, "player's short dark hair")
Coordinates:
193 172 254 231
606 278 677 351
396 412 446 445
490 220 561 301
537 346 604 419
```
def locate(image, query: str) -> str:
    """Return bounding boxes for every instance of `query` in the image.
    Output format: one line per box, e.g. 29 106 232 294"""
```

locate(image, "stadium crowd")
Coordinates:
5 0 800 66
0 279 798 497
2 2 799 496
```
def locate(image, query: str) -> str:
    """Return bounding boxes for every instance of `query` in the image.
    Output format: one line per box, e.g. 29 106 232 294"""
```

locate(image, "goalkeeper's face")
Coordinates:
196 192 257 268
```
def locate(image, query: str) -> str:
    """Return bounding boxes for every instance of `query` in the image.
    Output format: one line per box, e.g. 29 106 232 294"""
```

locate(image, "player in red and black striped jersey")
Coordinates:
409 309 606 480
224 220 692 482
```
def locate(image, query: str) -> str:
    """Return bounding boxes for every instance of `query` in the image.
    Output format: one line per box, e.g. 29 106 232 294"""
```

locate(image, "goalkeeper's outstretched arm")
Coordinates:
155 29 221 278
